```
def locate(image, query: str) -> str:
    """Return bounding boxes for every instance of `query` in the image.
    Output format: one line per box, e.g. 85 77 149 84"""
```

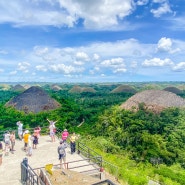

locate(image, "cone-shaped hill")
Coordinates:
11 84 25 92
120 90 185 113
5 86 61 113
111 85 137 94
163 86 183 94
69 85 96 93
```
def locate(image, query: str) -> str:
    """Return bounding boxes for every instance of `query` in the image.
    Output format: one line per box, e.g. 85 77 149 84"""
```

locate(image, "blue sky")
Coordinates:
0 0 185 83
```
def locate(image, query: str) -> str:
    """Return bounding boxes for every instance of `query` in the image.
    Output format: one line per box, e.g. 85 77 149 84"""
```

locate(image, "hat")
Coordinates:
64 129 67 131
60 140 64 144
25 130 29 134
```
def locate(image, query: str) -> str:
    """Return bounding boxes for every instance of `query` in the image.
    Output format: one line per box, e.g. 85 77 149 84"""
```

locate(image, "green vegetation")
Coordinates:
1 82 185 184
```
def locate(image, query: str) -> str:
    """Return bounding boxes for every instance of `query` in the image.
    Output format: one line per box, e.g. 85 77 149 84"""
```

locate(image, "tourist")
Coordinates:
70 133 78 154
36 126 41 138
0 142 3 165
10 131 16 154
16 121 23 140
61 129 69 143
4 131 10 156
48 120 56 142
23 130 30 152
58 140 67 169
47 118 58 126
32 130 38 149
27 135 32 157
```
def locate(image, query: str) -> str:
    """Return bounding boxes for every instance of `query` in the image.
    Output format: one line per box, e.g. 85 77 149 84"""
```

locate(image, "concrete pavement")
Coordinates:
0 135 100 185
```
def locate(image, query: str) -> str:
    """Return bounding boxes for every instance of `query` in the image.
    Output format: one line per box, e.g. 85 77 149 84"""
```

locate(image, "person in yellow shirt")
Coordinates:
70 133 78 154
23 130 30 152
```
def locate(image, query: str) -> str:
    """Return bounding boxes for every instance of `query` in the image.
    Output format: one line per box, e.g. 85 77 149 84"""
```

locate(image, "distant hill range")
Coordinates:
120 90 185 113
5 86 61 113
111 85 137 94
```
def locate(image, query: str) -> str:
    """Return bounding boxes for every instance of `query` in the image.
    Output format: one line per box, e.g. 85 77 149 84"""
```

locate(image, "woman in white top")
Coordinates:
47 119 57 142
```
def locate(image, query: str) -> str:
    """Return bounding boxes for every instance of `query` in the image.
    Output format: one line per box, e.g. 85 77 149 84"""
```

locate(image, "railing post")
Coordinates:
21 157 28 183
77 142 80 154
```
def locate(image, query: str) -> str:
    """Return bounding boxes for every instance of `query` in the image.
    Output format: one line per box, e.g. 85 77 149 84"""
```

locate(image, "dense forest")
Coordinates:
1 82 185 185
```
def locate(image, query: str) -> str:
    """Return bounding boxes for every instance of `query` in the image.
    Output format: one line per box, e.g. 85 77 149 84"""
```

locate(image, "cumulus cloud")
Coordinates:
172 62 185 72
0 0 136 30
101 57 127 73
75 52 89 62
93 53 100 61
17 62 30 73
142 58 174 67
157 37 172 52
36 65 47 72
49 63 84 74
151 1 172 17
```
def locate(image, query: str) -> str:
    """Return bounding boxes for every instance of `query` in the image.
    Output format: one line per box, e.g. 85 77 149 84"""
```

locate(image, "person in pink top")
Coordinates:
61 129 69 142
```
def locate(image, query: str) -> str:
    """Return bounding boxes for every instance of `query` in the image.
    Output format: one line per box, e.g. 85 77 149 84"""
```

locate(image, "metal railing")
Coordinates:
21 158 46 185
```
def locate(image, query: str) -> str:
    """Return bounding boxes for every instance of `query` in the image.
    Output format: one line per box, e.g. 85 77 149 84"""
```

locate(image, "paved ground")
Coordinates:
0 135 102 185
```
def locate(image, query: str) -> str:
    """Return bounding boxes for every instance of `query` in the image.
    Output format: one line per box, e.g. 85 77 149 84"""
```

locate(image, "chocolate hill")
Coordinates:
69 85 96 93
5 86 61 113
111 85 137 94
120 90 185 113
163 86 183 94
11 84 25 92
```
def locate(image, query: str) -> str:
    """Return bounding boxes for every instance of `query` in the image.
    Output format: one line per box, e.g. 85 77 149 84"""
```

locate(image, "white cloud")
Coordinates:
36 65 47 72
58 0 134 29
151 1 172 17
136 0 149 6
0 0 135 30
49 63 84 74
142 58 174 67
93 53 100 61
101 57 127 73
75 52 89 62
157 37 172 52
17 62 30 73
172 62 185 72
0 69 4 73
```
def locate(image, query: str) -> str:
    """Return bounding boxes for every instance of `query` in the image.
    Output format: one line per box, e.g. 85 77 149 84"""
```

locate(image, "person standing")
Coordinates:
0 142 3 165
23 130 30 152
32 130 38 149
27 135 32 157
49 122 56 142
47 118 57 126
10 131 16 154
61 129 69 143
58 140 67 169
16 121 23 140
70 133 78 154
4 131 10 156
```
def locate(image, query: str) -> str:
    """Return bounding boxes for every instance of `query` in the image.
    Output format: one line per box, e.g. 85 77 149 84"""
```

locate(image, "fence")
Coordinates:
77 141 119 181
21 158 46 185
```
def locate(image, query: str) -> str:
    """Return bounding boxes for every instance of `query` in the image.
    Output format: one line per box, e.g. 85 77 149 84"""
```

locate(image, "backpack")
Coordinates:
59 147 65 155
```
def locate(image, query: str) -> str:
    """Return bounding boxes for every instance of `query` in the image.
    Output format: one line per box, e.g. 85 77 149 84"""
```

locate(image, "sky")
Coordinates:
0 0 185 83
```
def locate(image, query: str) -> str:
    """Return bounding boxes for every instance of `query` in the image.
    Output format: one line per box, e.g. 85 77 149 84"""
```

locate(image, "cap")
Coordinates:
25 130 29 134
